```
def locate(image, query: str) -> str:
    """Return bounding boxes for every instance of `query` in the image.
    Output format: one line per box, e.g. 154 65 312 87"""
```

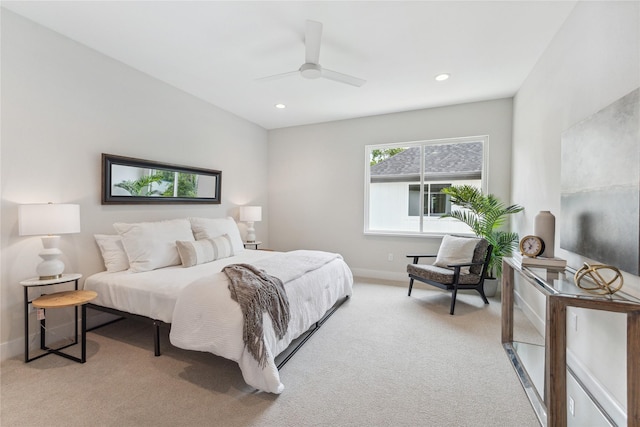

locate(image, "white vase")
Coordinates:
534 211 555 258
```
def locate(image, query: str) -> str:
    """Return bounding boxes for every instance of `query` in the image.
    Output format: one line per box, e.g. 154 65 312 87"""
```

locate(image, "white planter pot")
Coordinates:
483 277 499 298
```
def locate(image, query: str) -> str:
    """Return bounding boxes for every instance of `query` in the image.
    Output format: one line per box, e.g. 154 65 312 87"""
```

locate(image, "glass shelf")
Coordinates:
515 261 640 303
501 257 640 427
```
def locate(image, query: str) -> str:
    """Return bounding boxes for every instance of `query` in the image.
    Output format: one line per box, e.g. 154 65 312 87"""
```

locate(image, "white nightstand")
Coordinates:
21 273 96 363
243 241 262 250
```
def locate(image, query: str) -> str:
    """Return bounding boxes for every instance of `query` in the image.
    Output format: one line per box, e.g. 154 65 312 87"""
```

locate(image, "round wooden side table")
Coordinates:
32 289 97 363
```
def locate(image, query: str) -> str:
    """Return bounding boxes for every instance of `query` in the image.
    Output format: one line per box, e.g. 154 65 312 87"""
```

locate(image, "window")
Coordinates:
408 183 451 217
364 136 487 236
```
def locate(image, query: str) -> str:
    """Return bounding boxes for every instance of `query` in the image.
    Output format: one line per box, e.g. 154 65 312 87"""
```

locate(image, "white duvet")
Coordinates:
168 250 353 393
86 250 279 323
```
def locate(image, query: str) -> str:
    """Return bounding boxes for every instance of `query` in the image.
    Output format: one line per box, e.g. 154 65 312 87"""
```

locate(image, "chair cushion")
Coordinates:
407 264 481 285
434 235 481 274
470 238 489 275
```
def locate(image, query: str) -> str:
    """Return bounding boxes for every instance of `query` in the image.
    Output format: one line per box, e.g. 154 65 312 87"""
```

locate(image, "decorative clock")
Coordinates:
519 235 545 258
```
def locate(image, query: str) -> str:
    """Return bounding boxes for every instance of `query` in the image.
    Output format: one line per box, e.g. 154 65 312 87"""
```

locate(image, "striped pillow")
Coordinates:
176 234 234 267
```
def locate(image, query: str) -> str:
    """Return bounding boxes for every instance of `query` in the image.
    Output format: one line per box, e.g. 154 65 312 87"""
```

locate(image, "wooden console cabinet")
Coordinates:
502 257 640 427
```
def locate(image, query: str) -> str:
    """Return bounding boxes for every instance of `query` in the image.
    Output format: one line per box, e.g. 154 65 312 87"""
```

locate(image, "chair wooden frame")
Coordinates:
406 243 493 315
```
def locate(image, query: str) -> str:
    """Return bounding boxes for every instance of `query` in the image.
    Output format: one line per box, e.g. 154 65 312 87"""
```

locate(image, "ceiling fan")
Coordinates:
258 20 366 87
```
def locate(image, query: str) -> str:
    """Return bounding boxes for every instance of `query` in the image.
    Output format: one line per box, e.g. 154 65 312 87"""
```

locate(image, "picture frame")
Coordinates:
101 153 222 204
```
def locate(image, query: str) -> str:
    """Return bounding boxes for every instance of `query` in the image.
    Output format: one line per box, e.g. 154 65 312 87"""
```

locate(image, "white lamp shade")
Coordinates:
240 206 262 222
19 204 81 236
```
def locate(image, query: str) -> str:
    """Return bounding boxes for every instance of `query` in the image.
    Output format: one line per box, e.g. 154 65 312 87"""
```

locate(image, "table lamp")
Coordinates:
240 206 262 243
19 203 81 280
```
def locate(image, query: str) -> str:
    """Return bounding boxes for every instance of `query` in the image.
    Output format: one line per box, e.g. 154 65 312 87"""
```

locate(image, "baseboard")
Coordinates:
0 311 117 362
350 268 407 283
1 336 26 363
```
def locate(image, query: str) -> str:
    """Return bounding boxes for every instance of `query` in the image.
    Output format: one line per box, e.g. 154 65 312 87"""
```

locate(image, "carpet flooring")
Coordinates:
1 280 538 426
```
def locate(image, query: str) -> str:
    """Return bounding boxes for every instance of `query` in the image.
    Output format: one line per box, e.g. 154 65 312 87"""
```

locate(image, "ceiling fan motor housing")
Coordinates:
258 21 365 87
300 63 322 79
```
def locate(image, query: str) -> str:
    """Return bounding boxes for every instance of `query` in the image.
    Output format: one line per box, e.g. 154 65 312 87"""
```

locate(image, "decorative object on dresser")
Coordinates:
240 205 262 243
533 210 555 257
516 212 566 269
18 203 81 280
513 252 567 269
574 262 624 295
519 235 544 258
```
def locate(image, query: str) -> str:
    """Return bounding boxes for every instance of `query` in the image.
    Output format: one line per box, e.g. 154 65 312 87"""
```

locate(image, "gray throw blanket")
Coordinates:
223 263 290 368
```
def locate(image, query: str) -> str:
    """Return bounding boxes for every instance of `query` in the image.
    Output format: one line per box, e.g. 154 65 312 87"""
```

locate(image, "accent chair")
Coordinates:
406 235 493 315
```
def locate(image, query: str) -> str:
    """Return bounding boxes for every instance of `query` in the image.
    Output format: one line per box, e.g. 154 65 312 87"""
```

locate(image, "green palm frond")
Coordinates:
441 185 524 277
115 173 163 196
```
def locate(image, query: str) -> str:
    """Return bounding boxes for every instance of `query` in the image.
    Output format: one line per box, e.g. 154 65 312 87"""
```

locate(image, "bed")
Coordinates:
85 217 353 394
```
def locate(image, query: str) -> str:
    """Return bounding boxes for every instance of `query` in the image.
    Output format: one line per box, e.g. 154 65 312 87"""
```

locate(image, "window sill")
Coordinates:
363 230 476 238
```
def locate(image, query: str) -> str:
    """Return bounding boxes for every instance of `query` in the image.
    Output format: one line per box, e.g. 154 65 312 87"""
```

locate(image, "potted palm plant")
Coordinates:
441 185 523 296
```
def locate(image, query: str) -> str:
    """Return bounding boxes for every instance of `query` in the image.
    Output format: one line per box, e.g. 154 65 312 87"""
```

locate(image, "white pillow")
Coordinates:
434 235 480 275
176 235 234 267
113 218 195 272
188 216 244 254
94 234 130 273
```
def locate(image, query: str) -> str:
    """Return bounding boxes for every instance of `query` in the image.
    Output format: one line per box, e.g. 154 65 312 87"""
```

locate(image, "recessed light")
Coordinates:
275 103 286 109
435 73 450 82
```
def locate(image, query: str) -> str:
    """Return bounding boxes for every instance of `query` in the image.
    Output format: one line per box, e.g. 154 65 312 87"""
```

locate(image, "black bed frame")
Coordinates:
86 295 349 370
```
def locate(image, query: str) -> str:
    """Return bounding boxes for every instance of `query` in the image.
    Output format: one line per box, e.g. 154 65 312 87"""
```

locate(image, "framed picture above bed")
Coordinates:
102 153 222 204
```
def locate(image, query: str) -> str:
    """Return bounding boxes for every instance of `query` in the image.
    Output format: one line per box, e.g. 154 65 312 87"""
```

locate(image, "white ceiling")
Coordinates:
2 1 577 130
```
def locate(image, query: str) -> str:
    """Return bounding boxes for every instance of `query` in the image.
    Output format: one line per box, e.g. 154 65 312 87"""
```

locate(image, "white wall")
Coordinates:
0 10 269 360
512 1 639 423
268 98 513 280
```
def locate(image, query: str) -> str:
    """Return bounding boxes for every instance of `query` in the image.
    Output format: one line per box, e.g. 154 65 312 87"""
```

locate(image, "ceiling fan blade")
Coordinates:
305 20 323 64
321 68 366 87
256 70 299 82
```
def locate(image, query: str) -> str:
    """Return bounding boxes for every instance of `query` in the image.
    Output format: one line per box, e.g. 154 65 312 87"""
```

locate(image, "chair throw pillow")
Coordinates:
176 235 235 267
434 235 481 275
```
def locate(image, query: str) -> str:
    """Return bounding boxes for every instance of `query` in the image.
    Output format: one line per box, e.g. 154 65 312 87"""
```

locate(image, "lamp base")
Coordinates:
38 274 63 281
246 221 257 244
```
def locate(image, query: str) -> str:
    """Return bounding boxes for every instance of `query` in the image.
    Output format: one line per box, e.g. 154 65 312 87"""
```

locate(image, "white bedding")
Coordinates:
85 250 276 323
85 250 353 393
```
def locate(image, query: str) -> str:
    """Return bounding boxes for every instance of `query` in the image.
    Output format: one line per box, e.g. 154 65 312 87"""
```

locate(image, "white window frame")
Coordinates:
364 135 489 237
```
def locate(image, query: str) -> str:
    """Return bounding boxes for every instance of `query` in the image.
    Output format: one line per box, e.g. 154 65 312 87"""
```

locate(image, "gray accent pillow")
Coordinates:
176 234 234 267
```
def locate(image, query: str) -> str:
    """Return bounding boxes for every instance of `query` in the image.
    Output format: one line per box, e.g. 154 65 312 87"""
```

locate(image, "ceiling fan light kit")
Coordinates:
259 20 366 87
299 63 322 79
